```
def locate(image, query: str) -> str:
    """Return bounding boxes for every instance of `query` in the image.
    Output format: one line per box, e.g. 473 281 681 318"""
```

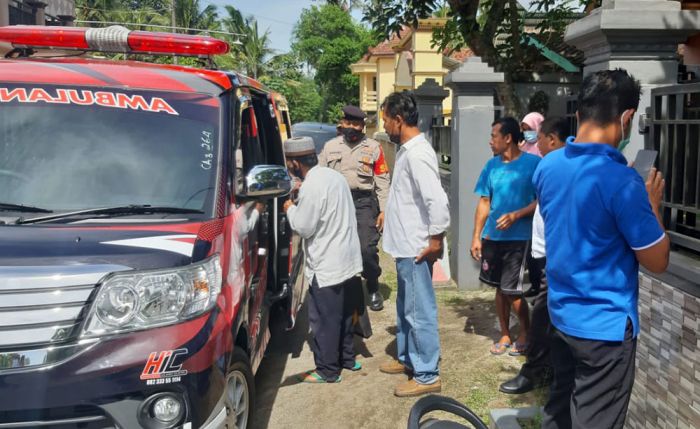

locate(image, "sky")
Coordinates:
206 0 363 54
209 0 536 54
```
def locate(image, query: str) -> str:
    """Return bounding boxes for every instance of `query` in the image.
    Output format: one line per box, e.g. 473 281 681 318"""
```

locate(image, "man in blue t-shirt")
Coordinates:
472 117 540 356
534 69 669 429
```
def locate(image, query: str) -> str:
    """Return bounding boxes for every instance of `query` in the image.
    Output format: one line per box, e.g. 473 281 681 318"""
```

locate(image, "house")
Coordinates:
0 0 75 27
350 18 472 136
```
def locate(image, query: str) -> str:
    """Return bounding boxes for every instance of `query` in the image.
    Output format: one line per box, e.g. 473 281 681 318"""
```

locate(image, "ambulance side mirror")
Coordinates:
237 165 291 200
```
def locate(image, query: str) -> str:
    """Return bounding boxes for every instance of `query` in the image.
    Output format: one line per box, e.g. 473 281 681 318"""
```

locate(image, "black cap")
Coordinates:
342 105 367 121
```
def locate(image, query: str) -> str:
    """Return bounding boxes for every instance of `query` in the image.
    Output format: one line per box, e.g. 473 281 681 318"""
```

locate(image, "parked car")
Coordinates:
291 122 338 154
0 25 305 429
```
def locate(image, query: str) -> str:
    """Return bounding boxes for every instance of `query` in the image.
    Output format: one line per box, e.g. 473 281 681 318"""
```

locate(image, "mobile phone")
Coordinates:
632 149 658 180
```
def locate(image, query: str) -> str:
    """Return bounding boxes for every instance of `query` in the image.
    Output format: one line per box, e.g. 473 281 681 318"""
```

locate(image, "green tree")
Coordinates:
75 0 121 23
364 0 600 116
313 0 364 12
293 4 378 122
218 6 274 79
262 53 322 123
108 5 170 30
176 0 219 34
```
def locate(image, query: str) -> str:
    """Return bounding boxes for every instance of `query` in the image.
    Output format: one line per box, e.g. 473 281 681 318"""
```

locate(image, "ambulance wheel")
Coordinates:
224 348 255 429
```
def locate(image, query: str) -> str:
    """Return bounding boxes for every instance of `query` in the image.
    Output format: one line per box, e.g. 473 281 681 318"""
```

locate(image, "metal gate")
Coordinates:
565 94 578 137
646 82 700 255
431 115 451 170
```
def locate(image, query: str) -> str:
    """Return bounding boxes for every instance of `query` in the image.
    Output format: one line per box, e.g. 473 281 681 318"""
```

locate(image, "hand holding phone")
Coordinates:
632 149 658 180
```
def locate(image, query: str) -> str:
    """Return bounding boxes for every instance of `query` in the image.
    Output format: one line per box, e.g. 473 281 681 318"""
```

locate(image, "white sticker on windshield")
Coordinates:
200 130 214 170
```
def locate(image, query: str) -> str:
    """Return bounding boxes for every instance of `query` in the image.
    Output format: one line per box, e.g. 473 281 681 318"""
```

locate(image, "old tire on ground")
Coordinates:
224 347 255 429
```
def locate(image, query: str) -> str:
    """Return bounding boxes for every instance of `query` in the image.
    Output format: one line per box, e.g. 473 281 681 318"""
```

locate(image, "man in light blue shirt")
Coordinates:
534 69 669 429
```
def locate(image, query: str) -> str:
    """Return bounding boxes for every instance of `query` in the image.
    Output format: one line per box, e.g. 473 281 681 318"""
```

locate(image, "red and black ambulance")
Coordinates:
0 25 304 429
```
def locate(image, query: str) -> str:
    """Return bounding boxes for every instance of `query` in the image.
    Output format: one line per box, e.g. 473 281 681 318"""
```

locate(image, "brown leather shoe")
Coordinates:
379 359 410 375
394 378 442 397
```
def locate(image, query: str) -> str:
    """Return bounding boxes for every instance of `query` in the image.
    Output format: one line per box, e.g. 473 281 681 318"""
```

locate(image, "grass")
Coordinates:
377 250 548 425
518 412 544 429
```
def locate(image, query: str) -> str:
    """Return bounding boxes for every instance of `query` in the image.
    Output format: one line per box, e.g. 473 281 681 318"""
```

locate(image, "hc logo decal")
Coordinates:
140 348 188 380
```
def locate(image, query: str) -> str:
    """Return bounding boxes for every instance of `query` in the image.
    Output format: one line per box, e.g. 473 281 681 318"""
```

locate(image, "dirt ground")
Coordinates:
252 252 547 429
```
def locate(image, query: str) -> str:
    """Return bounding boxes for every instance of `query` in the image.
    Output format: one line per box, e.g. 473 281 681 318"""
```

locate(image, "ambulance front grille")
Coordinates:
0 264 125 370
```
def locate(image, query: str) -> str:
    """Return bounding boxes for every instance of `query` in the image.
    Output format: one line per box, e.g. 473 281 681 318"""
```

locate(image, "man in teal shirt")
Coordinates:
472 117 540 356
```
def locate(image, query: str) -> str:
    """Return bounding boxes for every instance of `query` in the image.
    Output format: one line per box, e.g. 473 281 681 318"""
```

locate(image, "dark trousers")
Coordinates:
353 193 381 293
543 320 637 429
520 257 550 381
307 276 356 381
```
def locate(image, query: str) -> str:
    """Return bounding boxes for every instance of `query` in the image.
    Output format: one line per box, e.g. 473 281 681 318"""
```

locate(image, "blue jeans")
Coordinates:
395 258 440 384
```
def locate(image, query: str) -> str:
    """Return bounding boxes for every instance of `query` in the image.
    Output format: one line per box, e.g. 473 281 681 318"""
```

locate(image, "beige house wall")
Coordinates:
375 57 395 131
353 18 459 132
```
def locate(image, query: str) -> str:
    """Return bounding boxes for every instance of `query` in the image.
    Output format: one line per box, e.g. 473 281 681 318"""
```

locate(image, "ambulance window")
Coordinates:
251 93 285 166
240 105 265 172
281 111 292 139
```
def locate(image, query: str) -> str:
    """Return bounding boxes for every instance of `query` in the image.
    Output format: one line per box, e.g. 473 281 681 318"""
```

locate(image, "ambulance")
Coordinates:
0 25 305 429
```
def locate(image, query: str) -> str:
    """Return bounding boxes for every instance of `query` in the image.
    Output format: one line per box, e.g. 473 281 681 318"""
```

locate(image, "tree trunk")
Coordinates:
447 0 523 118
318 81 329 122
499 74 523 118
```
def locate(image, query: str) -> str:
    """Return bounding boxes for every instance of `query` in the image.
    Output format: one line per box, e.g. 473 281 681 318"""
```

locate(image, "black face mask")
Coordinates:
340 127 365 144
287 161 303 180
291 166 304 180
388 133 401 145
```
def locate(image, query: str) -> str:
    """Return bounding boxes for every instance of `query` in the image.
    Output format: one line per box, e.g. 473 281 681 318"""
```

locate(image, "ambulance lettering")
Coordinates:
0 87 179 115
0 88 28 102
66 89 94 105
116 93 150 111
94 91 117 107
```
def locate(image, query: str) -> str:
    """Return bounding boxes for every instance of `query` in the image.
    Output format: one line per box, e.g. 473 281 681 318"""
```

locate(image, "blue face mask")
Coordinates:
523 130 538 144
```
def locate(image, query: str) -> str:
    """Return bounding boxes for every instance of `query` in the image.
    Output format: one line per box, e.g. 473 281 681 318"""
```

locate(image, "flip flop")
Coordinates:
345 361 362 371
508 342 528 356
490 342 511 355
298 370 342 383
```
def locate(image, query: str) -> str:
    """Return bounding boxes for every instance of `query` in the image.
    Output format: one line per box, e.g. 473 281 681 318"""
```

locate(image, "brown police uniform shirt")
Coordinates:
318 135 391 212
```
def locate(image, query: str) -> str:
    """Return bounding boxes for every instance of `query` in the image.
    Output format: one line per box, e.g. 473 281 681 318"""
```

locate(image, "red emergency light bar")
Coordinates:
0 25 230 57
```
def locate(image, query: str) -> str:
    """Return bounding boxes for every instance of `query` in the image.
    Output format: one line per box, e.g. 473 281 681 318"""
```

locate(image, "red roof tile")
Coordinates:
447 48 474 62
367 26 412 57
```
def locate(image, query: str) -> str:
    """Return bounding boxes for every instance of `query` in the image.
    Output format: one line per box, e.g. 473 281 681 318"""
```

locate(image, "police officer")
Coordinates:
319 105 390 311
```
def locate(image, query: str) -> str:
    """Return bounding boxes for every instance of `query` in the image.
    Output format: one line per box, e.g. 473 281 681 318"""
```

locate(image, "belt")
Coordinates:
351 190 373 198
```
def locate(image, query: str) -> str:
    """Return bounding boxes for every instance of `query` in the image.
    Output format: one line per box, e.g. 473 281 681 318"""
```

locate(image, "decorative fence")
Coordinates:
647 82 700 256
629 80 700 429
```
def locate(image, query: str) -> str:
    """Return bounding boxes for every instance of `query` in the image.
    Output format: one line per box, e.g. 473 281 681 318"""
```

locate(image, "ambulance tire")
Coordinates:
224 347 255 429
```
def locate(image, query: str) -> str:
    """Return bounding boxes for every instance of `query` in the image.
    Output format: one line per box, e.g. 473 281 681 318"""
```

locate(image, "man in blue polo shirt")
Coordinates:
534 69 669 429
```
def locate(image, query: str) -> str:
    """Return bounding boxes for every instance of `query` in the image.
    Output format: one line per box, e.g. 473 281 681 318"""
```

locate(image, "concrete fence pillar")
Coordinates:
25 1 47 25
445 57 504 290
413 78 450 143
564 0 700 155
0 0 9 26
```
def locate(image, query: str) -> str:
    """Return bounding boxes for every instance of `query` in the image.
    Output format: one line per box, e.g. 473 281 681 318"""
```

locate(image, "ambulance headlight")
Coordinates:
82 254 222 337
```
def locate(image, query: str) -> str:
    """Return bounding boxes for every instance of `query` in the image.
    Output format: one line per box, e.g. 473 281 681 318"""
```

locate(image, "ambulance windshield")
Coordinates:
0 86 221 217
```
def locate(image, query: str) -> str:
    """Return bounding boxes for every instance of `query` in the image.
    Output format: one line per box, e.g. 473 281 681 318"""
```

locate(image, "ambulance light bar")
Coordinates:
0 25 229 57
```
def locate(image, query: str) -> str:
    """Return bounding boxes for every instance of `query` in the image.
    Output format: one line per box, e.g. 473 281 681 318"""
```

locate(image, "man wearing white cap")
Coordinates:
282 136 364 383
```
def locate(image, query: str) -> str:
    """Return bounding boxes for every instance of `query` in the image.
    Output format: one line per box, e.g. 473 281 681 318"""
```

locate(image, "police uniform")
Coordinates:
318 106 390 310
